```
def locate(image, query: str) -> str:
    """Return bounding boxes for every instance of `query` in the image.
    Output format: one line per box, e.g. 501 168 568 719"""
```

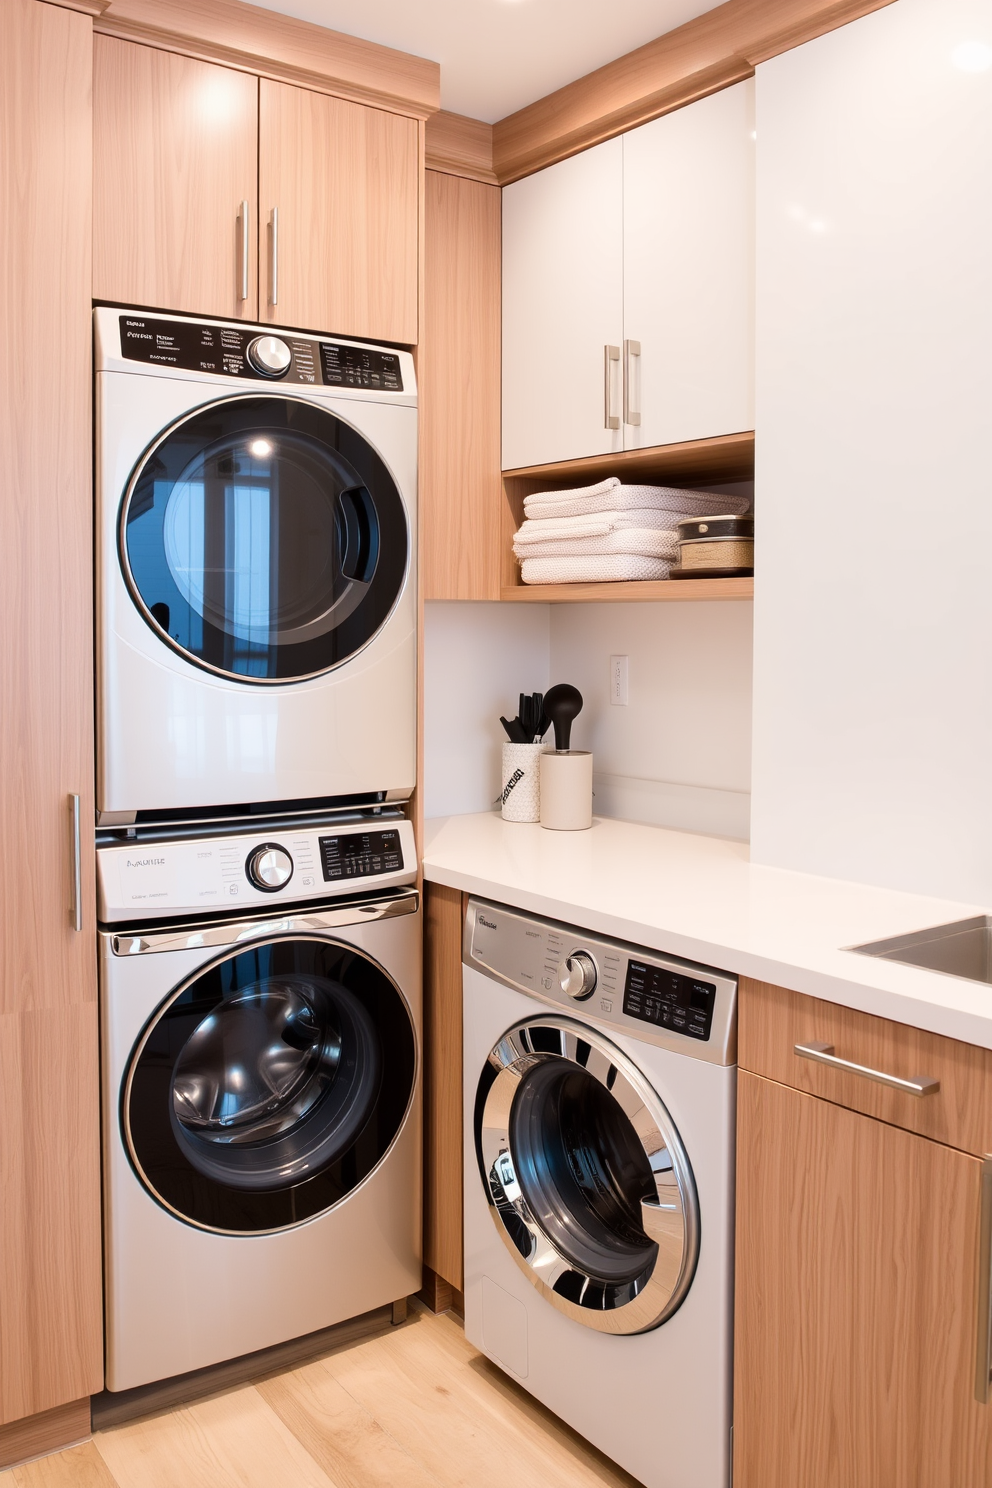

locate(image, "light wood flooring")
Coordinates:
1 1306 640 1488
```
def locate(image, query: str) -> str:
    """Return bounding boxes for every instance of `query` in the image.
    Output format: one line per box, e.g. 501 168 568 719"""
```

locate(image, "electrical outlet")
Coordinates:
610 655 628 706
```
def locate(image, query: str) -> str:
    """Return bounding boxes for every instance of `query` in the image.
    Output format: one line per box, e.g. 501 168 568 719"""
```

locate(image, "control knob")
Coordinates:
246 334 292 378
559 951 597 1001
246 843 294 892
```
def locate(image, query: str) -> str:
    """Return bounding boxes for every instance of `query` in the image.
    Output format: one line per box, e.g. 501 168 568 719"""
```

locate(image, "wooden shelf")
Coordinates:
502 430 755 488
500 576 753 603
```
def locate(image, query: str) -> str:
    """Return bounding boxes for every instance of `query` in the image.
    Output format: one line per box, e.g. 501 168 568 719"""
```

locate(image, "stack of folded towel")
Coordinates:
513 477 751 585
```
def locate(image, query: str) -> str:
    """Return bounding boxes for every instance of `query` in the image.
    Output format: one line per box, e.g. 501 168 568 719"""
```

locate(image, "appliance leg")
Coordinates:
391 1297 409 1326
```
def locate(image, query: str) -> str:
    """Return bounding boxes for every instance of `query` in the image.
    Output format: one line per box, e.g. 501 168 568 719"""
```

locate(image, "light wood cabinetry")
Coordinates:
0 0 103 1429
259 80 419 343
93 36 259 320
423 884 464 1293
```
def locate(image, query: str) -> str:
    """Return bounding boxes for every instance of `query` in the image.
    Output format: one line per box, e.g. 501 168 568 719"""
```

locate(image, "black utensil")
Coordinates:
500 715 528 743
532 692 548 741
543 683 583 752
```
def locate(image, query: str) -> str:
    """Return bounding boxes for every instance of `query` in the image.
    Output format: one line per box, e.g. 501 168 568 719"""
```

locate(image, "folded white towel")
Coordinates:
523 480 750 520
513 508 685 545
514 529 680 560
520 553 673 585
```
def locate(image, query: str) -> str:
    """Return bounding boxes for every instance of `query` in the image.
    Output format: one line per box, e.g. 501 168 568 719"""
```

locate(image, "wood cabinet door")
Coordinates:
623 80 754 450
259 81 419 344
93 36 258 320
735 1070 992 1488
0 0 103 1421
501 136 623 471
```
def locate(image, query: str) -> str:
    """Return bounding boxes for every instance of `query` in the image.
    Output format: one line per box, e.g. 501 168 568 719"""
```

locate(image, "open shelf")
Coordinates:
500 431 755 604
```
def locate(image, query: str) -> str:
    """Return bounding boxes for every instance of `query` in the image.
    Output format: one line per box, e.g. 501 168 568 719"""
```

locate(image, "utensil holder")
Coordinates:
501 742 547 822
540 751 593 831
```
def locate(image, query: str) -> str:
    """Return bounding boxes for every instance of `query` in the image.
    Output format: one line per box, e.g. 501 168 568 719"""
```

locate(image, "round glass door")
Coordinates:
121 396 409 682
475 1017 699 1335
124 935 416 1234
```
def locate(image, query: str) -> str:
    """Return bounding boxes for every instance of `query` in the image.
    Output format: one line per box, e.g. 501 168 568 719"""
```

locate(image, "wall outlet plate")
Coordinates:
610 654 629 706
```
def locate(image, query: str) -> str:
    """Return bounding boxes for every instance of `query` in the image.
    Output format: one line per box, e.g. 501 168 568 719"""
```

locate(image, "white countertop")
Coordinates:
423 812 992 1050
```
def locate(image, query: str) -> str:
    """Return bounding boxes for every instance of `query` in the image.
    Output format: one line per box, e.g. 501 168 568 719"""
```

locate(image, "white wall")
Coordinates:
750 0 992 903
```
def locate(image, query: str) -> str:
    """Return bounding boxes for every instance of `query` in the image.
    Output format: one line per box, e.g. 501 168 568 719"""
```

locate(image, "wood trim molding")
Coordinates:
43 1 108 15
492 0 897 182
0 1399 90 1473
425 111 497 184
94 0 440 119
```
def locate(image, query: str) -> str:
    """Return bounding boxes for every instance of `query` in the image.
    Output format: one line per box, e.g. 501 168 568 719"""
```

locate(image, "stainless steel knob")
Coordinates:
559 951 597 1000
246 844 293 892
246 334 291 377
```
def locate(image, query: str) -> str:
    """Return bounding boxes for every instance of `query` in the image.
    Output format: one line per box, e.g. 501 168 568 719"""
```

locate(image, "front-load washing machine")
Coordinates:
98 813 421 1391
463 897 737 1488
95 307 417 822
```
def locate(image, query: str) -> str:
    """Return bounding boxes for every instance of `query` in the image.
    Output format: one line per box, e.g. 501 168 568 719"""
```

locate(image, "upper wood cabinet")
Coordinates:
501 81 754 472
93 37 259 321
259 81 419 344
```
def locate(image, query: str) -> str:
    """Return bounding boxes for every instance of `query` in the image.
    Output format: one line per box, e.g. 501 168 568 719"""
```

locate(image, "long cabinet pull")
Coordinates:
238 199 249 302
793 1040 940 1096
604 344 620 430
68 793 82 933
623 339 641 426
978 1157 992 1404
269 206 279 306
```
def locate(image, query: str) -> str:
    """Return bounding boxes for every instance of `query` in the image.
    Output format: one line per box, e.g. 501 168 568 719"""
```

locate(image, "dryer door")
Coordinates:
121 395 409 682
124 934 416 1233
475 1015 699 1335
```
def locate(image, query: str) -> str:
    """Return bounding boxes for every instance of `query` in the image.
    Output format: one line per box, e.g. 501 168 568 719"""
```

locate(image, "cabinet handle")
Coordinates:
269 207 279 306
793 1040 940 1096
604 344 620 430
623 339 641 426
238 199 249 302
68 793 82 932
978 1156 992 1404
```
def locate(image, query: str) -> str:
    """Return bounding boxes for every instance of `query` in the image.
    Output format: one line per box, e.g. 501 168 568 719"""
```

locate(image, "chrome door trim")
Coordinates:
104 889 419 956
478 1014 699 1336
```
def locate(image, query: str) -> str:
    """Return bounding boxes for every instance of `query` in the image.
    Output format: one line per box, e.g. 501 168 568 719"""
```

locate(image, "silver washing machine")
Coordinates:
98 812 421 1391
95 307 417 823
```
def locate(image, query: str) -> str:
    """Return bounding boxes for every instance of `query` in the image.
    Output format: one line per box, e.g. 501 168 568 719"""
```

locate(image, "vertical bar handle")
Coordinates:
269 207 279 306
604 344 620 430
977 1156 992 1404
69 793 82 932
238 199 249 302
624 339 641 426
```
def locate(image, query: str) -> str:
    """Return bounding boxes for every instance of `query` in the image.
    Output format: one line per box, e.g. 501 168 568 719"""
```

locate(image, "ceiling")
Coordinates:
249 0 724 122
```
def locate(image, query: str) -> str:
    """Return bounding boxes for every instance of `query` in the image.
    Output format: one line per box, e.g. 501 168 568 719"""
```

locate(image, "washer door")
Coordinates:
124 935 416 1233
475 1016 699 1335
121 395 409 682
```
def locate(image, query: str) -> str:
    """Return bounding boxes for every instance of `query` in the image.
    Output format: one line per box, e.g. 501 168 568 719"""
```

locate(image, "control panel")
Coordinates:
96 817 416 925
117 314 404 391
464 898 737 1068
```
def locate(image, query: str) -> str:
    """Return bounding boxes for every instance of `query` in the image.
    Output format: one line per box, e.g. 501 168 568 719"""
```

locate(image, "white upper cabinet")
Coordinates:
623 80 754 450
502 136 623 471
501 82 754 472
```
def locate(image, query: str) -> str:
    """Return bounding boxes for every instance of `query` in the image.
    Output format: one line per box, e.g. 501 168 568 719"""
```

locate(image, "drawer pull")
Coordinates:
794 1041 940 1097
604 344 620 430
978 1156 992 1405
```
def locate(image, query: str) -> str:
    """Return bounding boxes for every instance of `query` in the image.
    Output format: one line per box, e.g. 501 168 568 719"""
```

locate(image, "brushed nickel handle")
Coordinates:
238 199 249 301
794 1040 940 1096
69 793 82 932
623 338 641 426
269 206 279 306
604 344 620 430
978 1156 992 1404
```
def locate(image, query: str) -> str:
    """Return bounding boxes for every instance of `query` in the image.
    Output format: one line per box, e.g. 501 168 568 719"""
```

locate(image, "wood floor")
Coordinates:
0 1307 640 1488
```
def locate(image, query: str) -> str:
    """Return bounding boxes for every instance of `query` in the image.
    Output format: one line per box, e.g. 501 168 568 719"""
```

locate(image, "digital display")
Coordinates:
319 342 403 391
318 829 403 882
622 960 716 1041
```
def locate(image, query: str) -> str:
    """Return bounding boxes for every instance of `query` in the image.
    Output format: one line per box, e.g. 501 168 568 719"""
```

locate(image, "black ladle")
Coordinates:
543 683 583 752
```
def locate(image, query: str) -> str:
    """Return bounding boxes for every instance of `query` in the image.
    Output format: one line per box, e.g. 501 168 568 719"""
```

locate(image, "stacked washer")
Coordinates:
95 308 422 1392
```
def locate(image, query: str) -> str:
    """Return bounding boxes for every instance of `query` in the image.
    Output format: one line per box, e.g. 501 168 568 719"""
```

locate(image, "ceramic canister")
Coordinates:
539 750 593 831
501 742 547 822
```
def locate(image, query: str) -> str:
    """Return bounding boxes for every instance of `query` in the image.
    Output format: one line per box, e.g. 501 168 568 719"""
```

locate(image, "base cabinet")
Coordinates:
735 1069 992 1486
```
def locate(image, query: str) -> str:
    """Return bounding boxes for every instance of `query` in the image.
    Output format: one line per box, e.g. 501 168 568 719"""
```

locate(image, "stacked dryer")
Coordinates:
94 308 422 1392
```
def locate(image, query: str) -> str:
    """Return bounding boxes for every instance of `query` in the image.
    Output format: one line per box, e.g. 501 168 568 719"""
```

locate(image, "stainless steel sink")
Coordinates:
850 915 992 984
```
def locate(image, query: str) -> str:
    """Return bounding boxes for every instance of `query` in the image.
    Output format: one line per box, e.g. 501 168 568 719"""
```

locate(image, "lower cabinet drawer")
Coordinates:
739 977 992 1157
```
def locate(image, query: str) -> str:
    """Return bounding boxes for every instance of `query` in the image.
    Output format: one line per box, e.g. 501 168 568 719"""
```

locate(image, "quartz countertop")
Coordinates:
422 811 992 1050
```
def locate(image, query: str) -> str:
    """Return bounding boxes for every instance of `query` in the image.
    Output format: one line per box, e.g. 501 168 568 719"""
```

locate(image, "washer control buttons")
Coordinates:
246 334 292 378
246 843 294 892
559 951 598 1001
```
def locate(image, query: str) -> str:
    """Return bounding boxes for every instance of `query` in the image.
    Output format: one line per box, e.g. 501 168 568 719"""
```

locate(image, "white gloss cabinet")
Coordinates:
501 136 623 472
749 0 992 905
